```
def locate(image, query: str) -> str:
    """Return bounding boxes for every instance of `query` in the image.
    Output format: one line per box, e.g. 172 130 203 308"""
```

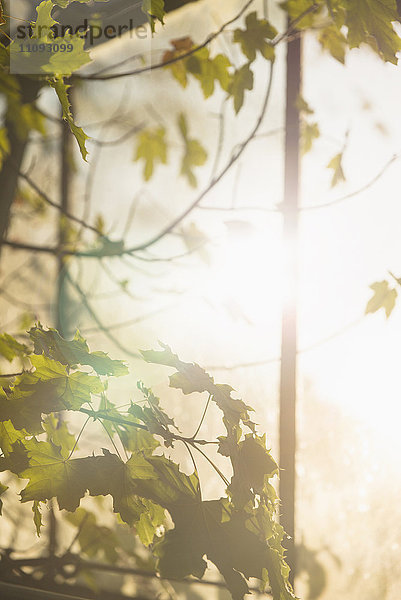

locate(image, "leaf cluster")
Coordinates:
0 327 295 600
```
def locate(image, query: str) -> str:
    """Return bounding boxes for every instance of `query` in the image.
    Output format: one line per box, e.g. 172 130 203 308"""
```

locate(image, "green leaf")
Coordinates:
135 127 167 181
29 325 128 376
0 420 26 456
228 435 278 508
92 238 125 257
0 333 29 362
83 451 171 530
29 355 103 409
233 12 277 62
155 499 295 600
131 382 176 445
65 507 120 562
163 37 194 87
164 38 233 99
327 152 346 186
280 0 319 28
19 444 160 517
228 63 254 114
295 95 314 114
19 439 95 510
0 127 9 171
142 0 165 33
345 0 401 64
9 1 91 76
42 414 76 458
178 113 207 187
49 77 89 160
302 121 320 154
135 499 166 546
319 25 347 63
32 500 43 536
141 343 255 446
0 356 103 433
365 280 397 317
97 394 160 457
186 48 232 98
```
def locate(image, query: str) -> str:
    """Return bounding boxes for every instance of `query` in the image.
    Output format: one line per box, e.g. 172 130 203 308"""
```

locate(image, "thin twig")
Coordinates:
76 0 257 81
301 154 399 211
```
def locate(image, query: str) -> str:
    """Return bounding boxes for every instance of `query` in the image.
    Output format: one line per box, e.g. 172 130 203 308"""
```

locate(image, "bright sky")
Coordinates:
81 0 401 443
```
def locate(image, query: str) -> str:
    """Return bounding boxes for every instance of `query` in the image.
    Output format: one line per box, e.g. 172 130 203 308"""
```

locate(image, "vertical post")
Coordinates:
48 84 73 574
0 78 41 255
279 25 301 587
56 82 72 336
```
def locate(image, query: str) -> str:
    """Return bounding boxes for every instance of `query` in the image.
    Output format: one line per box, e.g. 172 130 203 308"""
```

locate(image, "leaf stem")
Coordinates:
67 417 91 460
192 394 212 439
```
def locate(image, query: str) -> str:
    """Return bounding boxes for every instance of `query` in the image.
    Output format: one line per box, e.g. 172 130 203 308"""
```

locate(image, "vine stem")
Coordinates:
187 441 230 488
77 406 230 486
78 407 217 446
182 441 202 501
0 371 25 378
192 394 212 439
77 0 257 81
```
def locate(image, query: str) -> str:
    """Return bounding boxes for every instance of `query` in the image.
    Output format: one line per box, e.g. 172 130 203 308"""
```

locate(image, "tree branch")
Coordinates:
76 0 257 81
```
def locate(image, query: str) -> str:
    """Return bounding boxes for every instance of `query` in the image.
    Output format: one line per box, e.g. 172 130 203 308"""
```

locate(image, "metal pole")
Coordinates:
279 25 301 587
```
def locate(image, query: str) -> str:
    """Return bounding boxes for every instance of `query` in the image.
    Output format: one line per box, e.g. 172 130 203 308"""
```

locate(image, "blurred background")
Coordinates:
1 0 401 599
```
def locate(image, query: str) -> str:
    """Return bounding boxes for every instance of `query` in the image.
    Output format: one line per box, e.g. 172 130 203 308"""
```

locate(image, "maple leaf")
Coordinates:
65 508 120 562
135 127 167 181
131 382 176 445
233 12 277 62
0 333 29 362
141 343 255 446
280 0 320 28
345 0 401 64
365 280 397 318
32 500 43 536
0 356 102 433
229 63 254 114
186 48 232 98
327 152 346 186
17 445 160 524
163 37 194 87
178 114 207 187
135 499 166 546
295 95 314 114
29 325 128 376
9 1 91 77
142 0 165 33
164 38 232 99
42 414 75 458
0 420 27 456
28 355 103 409
85 451 166 526
155 498 295 600
302 121 320 154
50 77 89 161
319 25 348 63
228 434 278 508
19 439 93 510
